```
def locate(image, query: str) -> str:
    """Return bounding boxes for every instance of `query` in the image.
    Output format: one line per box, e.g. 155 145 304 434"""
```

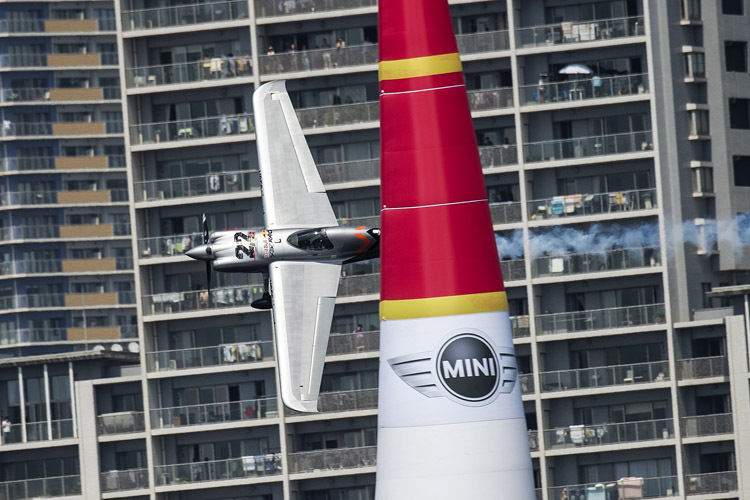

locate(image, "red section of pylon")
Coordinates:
378 0 458 62
378 0 506 301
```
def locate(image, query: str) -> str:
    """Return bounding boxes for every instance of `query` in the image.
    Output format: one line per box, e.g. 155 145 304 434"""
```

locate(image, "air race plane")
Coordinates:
186 81 380 412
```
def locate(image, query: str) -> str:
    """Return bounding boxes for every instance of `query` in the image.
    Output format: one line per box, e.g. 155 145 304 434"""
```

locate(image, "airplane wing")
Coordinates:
269 260 341 412
253 81 338 230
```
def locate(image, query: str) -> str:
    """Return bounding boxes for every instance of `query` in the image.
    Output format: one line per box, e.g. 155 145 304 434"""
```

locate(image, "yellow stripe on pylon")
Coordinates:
379 52 462 81
380 291 507 320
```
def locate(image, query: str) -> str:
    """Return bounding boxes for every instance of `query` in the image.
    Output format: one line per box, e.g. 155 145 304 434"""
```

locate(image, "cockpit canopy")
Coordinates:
287 228 334 251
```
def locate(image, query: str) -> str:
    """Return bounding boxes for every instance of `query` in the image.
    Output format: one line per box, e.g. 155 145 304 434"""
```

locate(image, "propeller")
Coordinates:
202 214 211 298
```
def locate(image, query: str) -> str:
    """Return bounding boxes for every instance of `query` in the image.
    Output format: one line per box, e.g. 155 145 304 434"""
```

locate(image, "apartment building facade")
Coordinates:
2 0 750 499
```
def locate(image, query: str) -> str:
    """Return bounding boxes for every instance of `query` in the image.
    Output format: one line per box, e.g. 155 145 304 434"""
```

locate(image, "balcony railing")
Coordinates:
138 232 203 258
540 360 669 392
545 418 673 450
1 223 130 241
0 326 134 346
0 257 132 275
287 446 376 474
0 190 128 207
97 411 145 435
536 303 666 335
0 156 125 172
255 0 375 17
685 472 738 495
500 258 526 281
519 373 534 394
327 330 379 355
0 53 117 68
297 101 378 129
143 286 263 315
0 476 81 499
155 454 282 485
528 188 656 220
130 113 254 145
1 87 121 103
123 0 249 31
338 273 379 297
126 55 253 88
0 419 74 443
259 44 377 75
681 413 733 438
288 388 378 416
550 475 677 500
524 130 653 163
456 30 510 54
468 87 514 111
146 340 273 372
1 122 121 138
511 316 531 339
100 469 149 493
151 397 278 429
517 16 645 48
3 291 134 311
528 430 539 451
490 202 522 224
318 158 379 184
479 144 519 168
532 247 660 278
134 170 259 202
676 356 729 379
521 73 649 105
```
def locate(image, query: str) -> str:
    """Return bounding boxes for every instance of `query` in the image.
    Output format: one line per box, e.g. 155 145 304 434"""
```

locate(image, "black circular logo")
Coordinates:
436 333 500 402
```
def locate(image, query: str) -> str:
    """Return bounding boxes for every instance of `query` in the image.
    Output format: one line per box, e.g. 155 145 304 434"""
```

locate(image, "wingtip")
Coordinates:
284 396 319 413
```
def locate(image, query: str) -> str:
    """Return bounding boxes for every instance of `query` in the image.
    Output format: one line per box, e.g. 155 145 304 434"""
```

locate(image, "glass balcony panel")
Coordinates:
468 87 514 110
287 446 376 474
127 55 252 88
540 360 669 392
510 316 531 338
490 202 522 224
254 0 376 17
138 232 203 258
317 158 379 184
130 113 254 145
479 144 519 167
528 430 539 451
533 246 660 277
143 286 263 315
524 131 653 163
528 188 656 220
517 16 645 48
327 330 379 355
100 469 148 492
259 44 377 74
337 273 379 297
681 413 733 437
151 397 277 428
97 412 146 435
456 30 510 54
520 73 649 105
549 476 677 500
297 102 379 129
287 389 377 416
544 418 673 449
134 170 259 202
500 259 526 281
536 303 666 335
146 340 274 372
685 472 738 494
123 0 249 31
0 476 81 499
519 373 534 394
676 356 729 379
155 454 282 485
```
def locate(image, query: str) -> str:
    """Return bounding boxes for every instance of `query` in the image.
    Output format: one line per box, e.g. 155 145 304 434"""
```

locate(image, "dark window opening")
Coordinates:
734 156 750 186
725 41 747 72
729 98 750 129
722 0 744 15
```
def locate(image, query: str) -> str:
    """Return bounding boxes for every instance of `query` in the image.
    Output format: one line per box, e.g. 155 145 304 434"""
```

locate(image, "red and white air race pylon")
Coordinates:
375 0 536 498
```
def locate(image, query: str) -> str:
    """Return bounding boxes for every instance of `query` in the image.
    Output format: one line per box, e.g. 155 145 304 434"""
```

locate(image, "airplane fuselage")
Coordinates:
187 225 380 273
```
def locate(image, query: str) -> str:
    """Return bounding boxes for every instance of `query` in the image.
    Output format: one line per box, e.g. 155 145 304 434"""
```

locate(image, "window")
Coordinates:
692 167 714 193
722 0 744 15
681 0 701 20
725 41 747 72
734 156 750 186
689 109 710 135
729 98 750 129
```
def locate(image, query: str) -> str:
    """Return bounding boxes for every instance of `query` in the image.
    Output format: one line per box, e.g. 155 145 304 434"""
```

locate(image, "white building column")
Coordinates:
68 362 77 438
18 366 27 442
43 364 52 440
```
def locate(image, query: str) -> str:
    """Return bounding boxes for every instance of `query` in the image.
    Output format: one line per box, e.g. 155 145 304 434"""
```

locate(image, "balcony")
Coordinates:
287 446 376 474
59 223 130 238
138 232 202 259
126 55 253 89
0 419 74 444
0 53 118 69
254 0 375 18
0 155 125 172
516 16 645 49
143 286 263 316
0 257 131 275
338 273 379 297
0 18 109 33
297 101 378 130
4 291 134 311
2 87 119 103
524 130 653 164
681 413 733 438
1 121 120 138
519 373 534 394
100 469 149 493
97 411 146 435
318 158 379 185
468 87 514 111
520 73 649 106
500 258 526 281
122 0 249 32
456 30 510 54
259 44 377 75
549 476 677 500
0 476 81 499
151 397 278 429
479 144 519 168
528 188 656 221
130 113 254 146
0 190 127 207
532 247 661 279
134 170 259 203
511 316 531 339
146 340 273 372
528 430 539 451
544 418 673 451
536 303 666 335
490 202 522 224
288 389 378 416
540 360 669 393
685 472 738 495
327 330 379 356
676 356 728 380
155 454 282 486
0 326 134 346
